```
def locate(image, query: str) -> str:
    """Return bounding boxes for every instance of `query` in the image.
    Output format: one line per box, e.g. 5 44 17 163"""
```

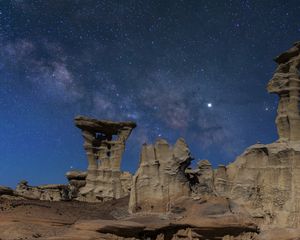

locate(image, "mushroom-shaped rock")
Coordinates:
74 115 136 202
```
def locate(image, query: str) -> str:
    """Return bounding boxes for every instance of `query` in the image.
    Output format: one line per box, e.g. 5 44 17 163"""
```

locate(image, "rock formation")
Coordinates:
127 42 300 231
166 42 300 230
0 185 14 196
129 138 193 213
46 196 259 240
120 171 133 195
215 43 300 229
186 160 216 195
15 181 69 201
267 41 300 141
74 115 136 201
3 42 300 239
218 142 300 228
66 170 87 198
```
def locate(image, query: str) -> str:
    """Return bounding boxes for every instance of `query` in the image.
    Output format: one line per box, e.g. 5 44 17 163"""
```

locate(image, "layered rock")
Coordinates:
214 142 300 228
186 160 216 195
66 170 87 198
15 181 69 201
216 43 300 228
46 196 258 240
126 42 300 230
0 186 14 196
120 171 133 194
179 42 300 229
129 138 193 213
74 115 136 201
267 41 300 141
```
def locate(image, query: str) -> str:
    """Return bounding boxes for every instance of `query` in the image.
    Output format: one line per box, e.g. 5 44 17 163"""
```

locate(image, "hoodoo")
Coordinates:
267 41 300 141
74 115 136 201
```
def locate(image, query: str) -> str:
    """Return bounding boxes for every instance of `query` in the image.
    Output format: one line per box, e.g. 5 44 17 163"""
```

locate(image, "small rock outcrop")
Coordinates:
74 115 136 201
66 170 87 198
15 181 69 201
120 171 133 194
0 185 14 196
129 138 193 213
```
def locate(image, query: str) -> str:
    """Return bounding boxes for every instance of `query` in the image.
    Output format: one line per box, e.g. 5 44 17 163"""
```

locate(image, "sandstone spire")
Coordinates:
74 115 136 201
267 41 300 141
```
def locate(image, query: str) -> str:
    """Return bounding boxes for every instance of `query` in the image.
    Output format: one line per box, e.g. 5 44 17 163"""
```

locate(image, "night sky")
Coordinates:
1 0 300 187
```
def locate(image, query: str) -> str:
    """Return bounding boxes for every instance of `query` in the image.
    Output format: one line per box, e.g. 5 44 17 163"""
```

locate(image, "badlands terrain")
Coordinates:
1 42 300 239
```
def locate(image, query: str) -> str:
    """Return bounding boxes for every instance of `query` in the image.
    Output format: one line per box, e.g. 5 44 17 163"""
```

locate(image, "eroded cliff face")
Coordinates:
217 42 300 229
177 42 300 229
129 138 193 213
126 42 300 234
218 142 300 228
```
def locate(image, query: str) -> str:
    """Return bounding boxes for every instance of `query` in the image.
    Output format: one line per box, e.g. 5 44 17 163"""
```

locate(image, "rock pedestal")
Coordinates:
74 116 136 201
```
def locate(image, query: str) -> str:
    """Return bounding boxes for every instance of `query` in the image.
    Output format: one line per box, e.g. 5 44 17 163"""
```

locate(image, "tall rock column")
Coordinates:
267 41 300 141
74 115 136 201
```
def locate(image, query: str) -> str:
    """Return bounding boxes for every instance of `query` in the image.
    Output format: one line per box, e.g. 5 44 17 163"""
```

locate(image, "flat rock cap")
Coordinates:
74 115 137 134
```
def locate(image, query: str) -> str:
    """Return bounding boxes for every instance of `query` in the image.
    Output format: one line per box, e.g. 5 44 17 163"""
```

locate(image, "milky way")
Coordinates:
1 0 300 187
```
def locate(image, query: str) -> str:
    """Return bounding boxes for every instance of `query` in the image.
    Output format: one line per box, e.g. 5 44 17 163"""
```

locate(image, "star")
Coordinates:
207 103 213 108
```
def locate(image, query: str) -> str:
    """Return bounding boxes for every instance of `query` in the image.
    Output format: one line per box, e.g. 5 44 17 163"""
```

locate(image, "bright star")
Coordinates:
207 103 213 108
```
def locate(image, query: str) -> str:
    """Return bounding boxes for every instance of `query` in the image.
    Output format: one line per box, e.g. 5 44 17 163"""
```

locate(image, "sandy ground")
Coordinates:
0 196 129 240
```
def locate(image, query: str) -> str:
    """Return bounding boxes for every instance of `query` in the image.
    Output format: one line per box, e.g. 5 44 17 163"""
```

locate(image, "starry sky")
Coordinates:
1 0 300 187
